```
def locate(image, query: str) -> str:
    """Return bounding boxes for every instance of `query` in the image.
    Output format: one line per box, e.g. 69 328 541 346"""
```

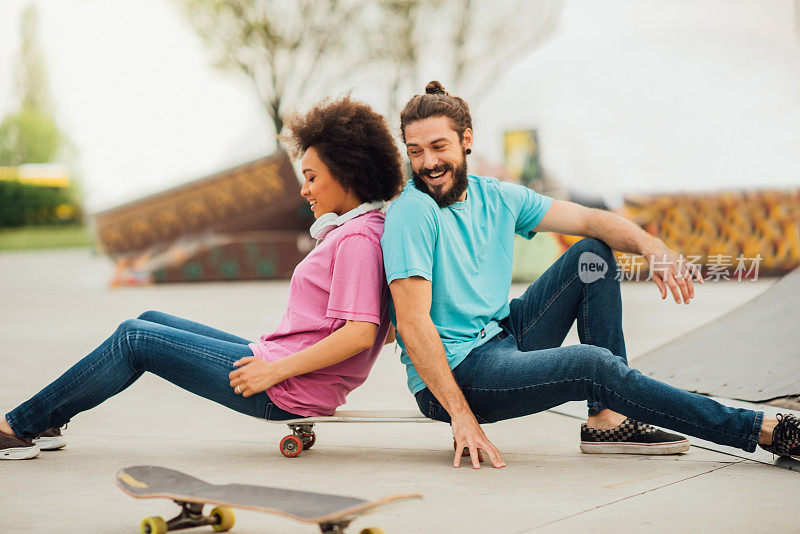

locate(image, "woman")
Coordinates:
0 96 404 460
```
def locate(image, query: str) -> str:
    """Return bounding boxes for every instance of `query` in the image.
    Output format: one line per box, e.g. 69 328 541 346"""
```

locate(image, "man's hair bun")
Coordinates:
425 81 448 95
401 80 472 143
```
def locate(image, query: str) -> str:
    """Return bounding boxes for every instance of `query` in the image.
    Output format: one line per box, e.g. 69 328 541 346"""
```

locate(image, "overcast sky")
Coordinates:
1 0 798 212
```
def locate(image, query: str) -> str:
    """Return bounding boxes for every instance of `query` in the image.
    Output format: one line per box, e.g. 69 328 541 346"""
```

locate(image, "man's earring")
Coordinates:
465 148 472 155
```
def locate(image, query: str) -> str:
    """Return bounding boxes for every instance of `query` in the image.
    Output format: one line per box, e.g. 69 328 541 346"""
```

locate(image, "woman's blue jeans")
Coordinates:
5 311 298 437
415 238 763 453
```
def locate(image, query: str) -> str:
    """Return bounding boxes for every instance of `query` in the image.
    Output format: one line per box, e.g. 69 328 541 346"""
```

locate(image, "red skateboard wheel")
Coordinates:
280 435 303 458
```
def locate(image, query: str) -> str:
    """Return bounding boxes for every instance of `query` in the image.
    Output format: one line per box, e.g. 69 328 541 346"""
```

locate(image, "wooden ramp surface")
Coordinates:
636 267 800 402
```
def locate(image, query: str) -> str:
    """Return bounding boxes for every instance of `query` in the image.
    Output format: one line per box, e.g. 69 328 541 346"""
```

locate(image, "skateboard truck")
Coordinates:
317 519 352 533
141 500 234 533
145 506 372 534
280 423 317 457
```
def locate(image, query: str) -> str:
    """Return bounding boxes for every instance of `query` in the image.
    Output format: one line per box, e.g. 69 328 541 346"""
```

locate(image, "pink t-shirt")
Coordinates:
249 210 391 416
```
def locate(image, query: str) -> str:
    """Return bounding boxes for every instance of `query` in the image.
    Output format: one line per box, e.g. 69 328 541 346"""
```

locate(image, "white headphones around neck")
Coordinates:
309 201 385 240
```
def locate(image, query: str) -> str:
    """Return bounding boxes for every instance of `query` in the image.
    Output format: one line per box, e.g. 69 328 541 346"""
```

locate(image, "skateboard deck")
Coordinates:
265 410 438 458
274 410 437 424
116 465 421 534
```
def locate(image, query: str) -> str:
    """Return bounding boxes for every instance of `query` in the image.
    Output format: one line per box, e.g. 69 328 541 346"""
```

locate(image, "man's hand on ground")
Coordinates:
644 242 703 304
451 413 506 469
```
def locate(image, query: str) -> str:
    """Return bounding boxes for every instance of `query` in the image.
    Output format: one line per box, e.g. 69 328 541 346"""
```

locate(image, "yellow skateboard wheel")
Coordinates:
141 516 167 534
210 506 236 532
360 528 386 534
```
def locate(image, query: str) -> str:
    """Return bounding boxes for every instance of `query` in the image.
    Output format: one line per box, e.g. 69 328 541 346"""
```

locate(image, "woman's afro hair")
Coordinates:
282 96 404 202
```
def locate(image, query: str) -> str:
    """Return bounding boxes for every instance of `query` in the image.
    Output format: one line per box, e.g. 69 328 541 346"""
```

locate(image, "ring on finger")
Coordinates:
236 385 241 393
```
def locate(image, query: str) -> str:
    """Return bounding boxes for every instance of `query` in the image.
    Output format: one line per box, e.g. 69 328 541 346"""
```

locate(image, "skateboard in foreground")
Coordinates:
115 465 421 534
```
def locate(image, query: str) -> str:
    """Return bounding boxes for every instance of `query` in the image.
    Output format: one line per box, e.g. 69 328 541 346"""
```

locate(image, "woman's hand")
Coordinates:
230 321 376 398
229 357 287 398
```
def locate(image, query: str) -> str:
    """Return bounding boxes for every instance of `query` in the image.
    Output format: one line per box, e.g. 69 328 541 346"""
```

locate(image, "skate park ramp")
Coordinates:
635 266 800 402
91 151 315 285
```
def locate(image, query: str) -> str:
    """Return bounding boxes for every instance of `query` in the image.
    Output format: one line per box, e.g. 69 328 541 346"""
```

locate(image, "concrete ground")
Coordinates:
1 248 797 533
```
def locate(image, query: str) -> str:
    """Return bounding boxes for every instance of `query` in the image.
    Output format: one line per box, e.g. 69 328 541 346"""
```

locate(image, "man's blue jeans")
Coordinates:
6 311 298 437
415 238 763 452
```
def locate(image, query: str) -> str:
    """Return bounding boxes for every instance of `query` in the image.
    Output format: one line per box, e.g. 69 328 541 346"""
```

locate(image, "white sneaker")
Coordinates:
0 430 40 460
33 426 67 451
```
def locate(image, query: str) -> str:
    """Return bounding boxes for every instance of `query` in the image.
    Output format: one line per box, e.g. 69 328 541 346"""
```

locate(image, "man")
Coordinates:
381 81 798 469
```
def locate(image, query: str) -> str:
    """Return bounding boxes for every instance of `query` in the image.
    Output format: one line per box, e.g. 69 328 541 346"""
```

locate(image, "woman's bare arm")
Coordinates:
229 320 379 397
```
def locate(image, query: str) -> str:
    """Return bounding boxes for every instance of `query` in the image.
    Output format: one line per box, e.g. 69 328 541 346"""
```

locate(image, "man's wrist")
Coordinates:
640 236 666 259
448 406 478 423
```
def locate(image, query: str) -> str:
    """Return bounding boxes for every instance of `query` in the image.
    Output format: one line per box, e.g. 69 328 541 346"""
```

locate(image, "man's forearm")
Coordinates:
584 209 664 257
398 318 475 420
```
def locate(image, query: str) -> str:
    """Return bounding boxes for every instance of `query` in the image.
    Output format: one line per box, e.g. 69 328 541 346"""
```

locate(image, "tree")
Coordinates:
177 0 366 149
449 0 563 100
16 4 51 112
0 107 61 165
365 0 429 119
0 5 62 166
0 5 83 227
179 0 564 149
374 0 565 118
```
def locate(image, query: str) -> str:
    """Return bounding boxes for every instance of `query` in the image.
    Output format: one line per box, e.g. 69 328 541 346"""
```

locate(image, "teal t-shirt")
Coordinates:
381 175 553 394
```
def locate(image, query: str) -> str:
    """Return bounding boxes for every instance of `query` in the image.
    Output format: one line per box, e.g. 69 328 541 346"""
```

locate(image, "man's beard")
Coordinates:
412 151 469 208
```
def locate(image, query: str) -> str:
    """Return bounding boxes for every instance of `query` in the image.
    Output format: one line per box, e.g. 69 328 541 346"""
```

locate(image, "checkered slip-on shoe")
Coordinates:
0 430 40 460
580 418 690 454
759 413 800 460
33 425 67 451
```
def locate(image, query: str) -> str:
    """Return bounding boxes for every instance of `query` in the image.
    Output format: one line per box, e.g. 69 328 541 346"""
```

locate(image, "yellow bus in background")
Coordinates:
0 164 70 188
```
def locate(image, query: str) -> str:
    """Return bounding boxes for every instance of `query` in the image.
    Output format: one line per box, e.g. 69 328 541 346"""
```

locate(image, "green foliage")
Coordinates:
17 6 50 112
0 5 82 231
0 106 61 165
0 180 80 227
1 5 64 166
0 223 92 250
